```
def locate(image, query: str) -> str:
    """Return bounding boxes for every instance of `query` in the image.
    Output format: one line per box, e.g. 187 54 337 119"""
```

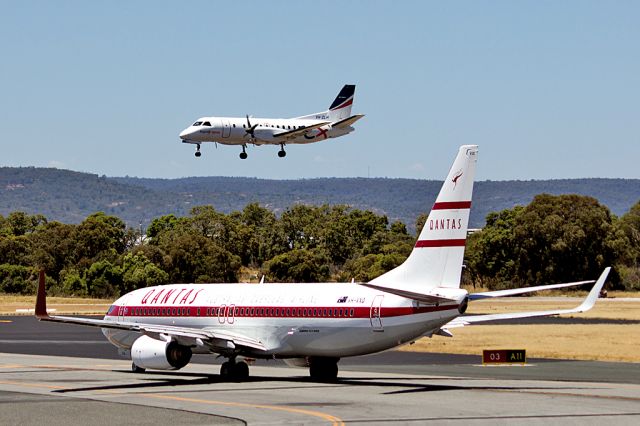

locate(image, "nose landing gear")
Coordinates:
194 144 201 157
278 144 287 158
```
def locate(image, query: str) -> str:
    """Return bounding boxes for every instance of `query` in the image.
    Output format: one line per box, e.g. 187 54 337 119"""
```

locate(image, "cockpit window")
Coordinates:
202 121 211 126
192 121 203 126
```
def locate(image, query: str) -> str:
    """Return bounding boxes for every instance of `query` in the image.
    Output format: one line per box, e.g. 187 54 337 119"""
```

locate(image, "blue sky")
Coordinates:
1 1 638 180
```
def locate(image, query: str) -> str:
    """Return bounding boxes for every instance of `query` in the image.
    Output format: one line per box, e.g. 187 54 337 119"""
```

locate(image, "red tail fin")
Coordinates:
35 270 49 319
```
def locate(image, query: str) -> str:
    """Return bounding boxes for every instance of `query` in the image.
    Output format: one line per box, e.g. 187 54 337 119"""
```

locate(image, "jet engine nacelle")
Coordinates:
131 335 192 370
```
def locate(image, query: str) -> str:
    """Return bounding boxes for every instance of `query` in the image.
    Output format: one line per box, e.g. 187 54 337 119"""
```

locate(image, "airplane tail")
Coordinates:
328 84 355 121
294 84 356 122
368 145 478 292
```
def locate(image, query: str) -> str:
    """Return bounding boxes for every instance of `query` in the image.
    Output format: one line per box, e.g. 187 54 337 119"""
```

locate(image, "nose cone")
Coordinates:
179 128 190 139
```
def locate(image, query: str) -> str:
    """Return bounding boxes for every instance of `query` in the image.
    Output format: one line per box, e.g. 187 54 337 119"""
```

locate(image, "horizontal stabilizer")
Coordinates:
332 114 365 128
444 267 610 328
359 282 460 304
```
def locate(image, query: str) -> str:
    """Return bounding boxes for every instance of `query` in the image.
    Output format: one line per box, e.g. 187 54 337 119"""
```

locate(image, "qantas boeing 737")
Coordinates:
178 84 364 159
35 145 610 381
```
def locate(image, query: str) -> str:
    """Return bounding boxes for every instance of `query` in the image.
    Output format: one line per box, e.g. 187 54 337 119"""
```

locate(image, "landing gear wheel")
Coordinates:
232 361 249 380
195 144 202 157
131 362 146 373
239 152 248 159
308 357 339 381
278 143 287 158
220 361 231 378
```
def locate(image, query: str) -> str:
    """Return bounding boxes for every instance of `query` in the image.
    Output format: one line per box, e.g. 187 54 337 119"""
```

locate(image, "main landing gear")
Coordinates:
220 357 249 380
131 362 146 373
194 144 201 157
308 357 339 381
278 143 287 158
239 145 248 160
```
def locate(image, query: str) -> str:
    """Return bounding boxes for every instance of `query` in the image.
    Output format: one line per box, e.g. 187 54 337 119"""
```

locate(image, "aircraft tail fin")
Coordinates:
369 145 478 292
294 84 357 122
328 84 355 121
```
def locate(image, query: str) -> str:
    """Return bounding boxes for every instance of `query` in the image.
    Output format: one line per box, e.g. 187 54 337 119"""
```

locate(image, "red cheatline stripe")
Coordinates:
432 201 472 210
415 239 467 248
104 304 456 319
330 98 353 111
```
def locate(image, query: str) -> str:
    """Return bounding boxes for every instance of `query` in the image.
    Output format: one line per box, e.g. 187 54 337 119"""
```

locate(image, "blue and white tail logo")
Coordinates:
328 84 355 121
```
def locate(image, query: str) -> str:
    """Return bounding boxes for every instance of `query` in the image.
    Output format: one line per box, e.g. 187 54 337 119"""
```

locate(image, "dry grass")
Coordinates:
0 294 112 315
402 298 640 362
400 324 640 362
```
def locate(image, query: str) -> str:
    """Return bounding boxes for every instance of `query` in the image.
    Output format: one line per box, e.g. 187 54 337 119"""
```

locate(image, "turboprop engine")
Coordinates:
131 335 192 370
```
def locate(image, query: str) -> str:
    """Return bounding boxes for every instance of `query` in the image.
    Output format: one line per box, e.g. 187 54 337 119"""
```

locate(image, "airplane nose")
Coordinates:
179 128 190 139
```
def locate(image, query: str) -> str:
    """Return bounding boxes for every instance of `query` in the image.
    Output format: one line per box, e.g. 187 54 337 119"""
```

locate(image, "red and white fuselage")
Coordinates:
102 282 465 358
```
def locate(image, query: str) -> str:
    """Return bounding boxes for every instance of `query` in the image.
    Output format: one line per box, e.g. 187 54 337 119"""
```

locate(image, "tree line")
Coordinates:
0 194 638 298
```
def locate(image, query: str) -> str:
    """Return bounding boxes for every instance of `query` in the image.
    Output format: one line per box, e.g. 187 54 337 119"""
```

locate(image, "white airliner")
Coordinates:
178 84 364 159
36 145 610 381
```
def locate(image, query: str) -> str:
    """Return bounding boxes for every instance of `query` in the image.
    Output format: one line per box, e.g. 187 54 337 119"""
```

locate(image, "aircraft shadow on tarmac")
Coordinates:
52 369 592 395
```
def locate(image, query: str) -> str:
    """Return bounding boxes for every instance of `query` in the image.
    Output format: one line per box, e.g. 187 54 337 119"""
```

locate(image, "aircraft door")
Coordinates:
221 119 231 138
370 295 384 332
218 304 226 324
117 296 129 322
227 304 235 324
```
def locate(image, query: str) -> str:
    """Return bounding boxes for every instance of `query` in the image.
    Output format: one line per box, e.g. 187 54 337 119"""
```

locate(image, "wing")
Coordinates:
273 121 330 139
331 114 365 128
34 272 266 353
443 267 610 329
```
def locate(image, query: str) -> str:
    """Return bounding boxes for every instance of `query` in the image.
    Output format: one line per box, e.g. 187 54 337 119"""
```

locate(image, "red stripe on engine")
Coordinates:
415 239 467 248
432 201 472 210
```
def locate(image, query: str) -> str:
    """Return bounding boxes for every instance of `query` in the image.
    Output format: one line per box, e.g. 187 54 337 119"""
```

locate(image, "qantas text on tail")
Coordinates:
178 84 364 159
36 145 610 381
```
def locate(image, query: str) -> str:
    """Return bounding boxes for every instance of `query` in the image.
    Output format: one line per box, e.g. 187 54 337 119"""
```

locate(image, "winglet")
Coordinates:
576 267 610 312
35 270 49 319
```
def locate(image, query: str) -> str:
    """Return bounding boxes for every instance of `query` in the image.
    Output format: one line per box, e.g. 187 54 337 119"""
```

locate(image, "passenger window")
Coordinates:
232 124 236 128
350 308 354 317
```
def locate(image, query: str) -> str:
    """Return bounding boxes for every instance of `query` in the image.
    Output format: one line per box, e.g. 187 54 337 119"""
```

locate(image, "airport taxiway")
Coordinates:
1 316 639 424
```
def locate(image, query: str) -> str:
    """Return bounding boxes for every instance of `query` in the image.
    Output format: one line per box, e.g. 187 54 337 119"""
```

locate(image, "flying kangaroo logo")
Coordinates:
451 170 463 189
304 127 329 140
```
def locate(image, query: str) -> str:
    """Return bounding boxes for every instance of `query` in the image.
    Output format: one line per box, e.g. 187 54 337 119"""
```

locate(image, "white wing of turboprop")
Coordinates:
34 273 266 353
443 267 610 329
273 121 331 139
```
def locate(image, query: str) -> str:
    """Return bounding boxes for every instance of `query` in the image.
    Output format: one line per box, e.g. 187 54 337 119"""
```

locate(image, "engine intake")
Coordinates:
131 335 192 370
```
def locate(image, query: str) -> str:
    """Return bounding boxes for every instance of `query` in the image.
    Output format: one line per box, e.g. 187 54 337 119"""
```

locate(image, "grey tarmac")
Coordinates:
1 315 639 425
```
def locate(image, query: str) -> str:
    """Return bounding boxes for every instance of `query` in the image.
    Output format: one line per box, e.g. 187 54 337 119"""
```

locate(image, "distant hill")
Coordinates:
1 167 638 232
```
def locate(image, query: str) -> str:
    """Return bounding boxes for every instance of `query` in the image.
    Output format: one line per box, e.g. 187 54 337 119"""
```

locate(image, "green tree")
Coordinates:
120 252 169 293
466 194 624 289
263 249 331 283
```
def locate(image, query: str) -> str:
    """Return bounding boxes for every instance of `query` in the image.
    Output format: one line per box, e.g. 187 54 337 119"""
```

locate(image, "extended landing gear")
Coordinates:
239 145 248 160
195 144 201 157
308 357 339 381
278 143 287 158
131 362 146 373
220 358 249 380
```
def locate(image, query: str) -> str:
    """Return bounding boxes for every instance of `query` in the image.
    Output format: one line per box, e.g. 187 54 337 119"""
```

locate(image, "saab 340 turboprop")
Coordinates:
36 145 610 381
178 84 364 159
